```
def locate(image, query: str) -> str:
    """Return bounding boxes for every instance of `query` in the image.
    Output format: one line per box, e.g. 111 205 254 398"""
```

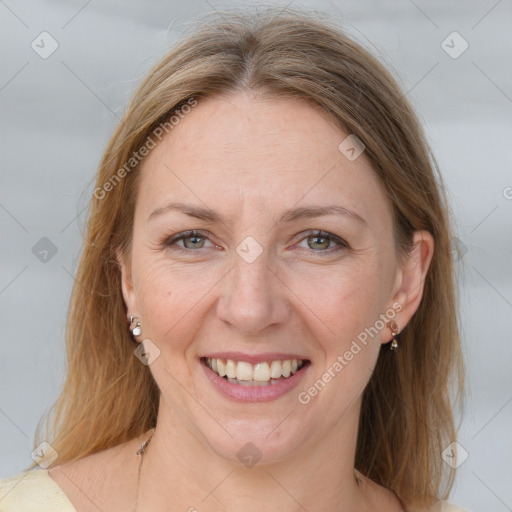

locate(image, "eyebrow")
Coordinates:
148 201 366 225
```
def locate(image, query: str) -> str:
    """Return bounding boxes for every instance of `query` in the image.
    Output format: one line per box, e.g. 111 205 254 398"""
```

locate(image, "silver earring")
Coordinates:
388 320 400 351
129 315 142 338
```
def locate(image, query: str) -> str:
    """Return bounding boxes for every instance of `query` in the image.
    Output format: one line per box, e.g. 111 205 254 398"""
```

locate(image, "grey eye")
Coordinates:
306 234 331 250
296 231 345 252
181 234 206 249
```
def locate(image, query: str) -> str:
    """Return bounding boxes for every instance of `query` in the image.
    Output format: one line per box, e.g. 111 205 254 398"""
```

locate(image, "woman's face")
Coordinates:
121 93 419 464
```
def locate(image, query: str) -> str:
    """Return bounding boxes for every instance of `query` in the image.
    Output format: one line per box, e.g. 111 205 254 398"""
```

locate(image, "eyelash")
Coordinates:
163 229 348 254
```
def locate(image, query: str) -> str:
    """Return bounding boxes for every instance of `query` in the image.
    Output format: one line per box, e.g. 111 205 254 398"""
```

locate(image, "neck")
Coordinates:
136 399 372 512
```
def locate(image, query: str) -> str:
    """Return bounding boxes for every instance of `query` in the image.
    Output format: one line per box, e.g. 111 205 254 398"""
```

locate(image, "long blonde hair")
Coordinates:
32 8 464 510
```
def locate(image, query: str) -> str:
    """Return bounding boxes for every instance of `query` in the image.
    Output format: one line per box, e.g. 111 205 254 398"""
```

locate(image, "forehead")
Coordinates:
136 93 392 228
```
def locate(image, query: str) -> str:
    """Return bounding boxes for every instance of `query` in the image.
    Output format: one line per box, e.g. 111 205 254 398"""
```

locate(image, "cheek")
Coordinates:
132 256 220 351
296 264 386 415
294 258 388 350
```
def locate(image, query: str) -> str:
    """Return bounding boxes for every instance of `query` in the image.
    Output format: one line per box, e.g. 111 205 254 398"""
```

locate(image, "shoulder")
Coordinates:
436 502 470 512
46 436 143 511
431 501 469 512
0 469 76 511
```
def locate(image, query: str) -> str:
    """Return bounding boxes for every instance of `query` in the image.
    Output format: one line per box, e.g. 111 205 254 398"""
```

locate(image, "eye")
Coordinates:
296 230 348 252
163 229 347 254
164 230 215 251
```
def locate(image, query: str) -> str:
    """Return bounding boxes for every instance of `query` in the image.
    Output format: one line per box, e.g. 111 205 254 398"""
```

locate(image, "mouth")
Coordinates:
200 356 310 388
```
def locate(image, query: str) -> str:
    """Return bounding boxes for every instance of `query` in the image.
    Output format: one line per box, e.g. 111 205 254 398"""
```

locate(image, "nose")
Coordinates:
216 248 291 336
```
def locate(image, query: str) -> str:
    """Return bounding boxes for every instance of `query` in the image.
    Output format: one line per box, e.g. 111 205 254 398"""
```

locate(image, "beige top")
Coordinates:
0 469 470 511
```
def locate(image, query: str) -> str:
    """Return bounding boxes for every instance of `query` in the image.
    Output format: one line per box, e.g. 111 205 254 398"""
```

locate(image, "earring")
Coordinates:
387 320 400 351
129 315 142 338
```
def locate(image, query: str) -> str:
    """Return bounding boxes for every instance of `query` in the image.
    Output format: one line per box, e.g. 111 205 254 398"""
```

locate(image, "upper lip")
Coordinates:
201 352 309 365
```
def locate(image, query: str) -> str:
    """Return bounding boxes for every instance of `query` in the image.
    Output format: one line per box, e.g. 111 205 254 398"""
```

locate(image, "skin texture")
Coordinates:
49 93 433 512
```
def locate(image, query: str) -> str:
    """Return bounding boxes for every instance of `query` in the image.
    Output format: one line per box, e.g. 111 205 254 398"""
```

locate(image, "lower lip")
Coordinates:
201 360 310 403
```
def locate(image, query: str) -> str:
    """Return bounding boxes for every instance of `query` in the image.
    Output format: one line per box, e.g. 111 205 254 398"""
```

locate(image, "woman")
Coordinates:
0 7 467 512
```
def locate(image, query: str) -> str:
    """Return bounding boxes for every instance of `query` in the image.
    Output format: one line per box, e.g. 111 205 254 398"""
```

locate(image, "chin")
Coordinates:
199 414 310 468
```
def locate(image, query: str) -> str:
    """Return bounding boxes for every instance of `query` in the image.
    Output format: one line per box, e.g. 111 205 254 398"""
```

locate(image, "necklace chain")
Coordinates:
133 429 155 511
133 430 370 511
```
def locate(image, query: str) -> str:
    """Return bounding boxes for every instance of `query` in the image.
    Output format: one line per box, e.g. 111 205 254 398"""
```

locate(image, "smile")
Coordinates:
200 355 310 402
202 357 306 386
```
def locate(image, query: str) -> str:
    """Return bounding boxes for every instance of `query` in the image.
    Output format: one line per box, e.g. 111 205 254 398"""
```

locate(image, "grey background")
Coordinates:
1 1 511 510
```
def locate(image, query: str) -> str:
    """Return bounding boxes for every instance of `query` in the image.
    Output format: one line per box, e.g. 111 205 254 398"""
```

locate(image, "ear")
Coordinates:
117 248 138 317
384 230 434 343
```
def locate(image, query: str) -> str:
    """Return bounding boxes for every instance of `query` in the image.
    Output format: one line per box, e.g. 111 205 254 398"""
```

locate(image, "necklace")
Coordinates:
133 428 155 511
132 430 379 511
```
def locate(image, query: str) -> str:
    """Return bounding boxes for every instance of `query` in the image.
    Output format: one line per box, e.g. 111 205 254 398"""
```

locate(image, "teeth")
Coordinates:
282 360 291 378
204 357 305 382
270 360 282 379
236 361 253 381
225 359 237 379
217 359 226 377
253 362 270 382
